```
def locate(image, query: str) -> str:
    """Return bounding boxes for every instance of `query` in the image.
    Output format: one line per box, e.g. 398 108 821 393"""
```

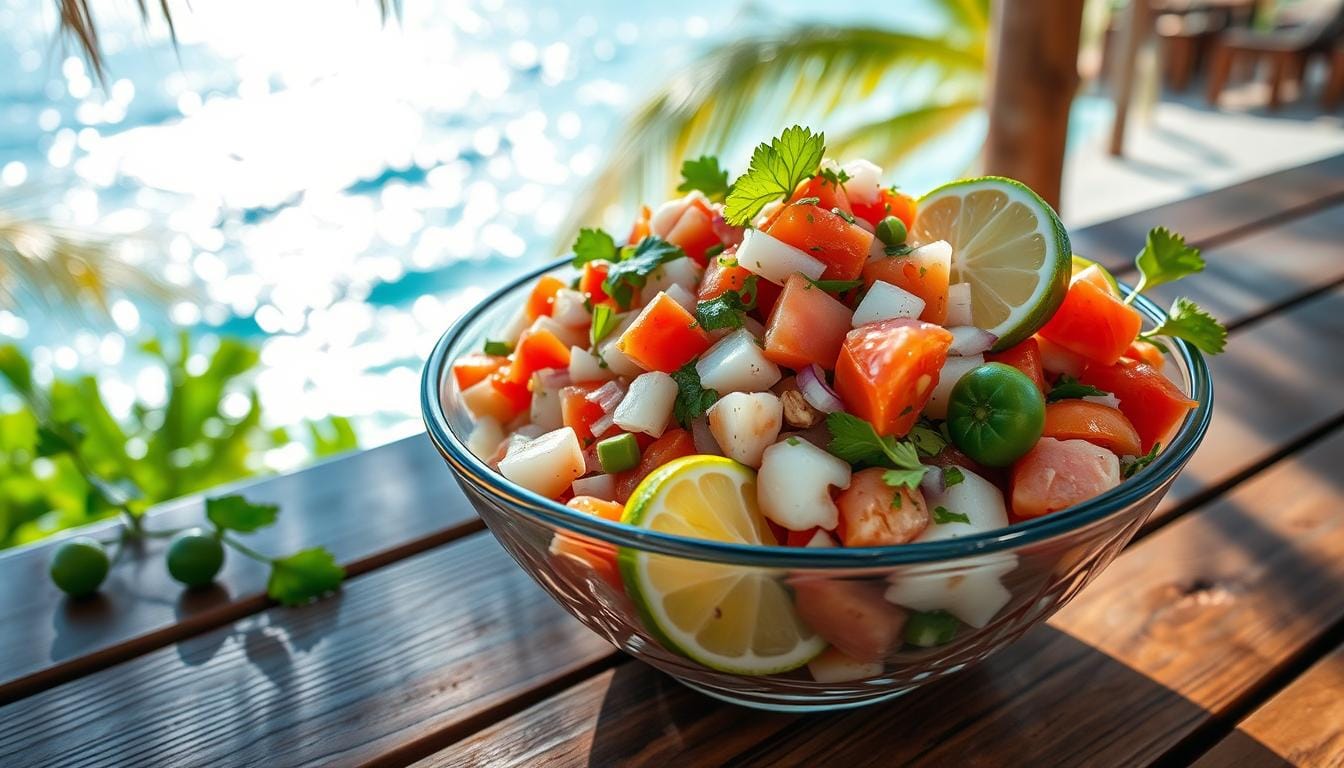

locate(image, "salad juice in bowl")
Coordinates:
421 126 1218 711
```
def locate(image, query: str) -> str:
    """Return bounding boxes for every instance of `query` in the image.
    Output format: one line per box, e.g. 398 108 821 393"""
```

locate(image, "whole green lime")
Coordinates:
947 362 1046 467
167 528 226 588
50 537 110 598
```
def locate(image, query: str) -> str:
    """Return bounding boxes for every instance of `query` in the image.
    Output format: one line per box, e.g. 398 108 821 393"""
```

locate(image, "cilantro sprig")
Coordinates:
671 361 719 428
678 155 732 202
601 236 687 310
1142 297 1227 355
825 412 926 482
695 275 759 331
1121 442 1161 478
724 125 826 226
1115 227 1226 356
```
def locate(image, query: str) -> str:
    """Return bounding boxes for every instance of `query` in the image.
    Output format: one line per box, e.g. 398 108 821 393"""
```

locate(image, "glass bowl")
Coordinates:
421 258 1213 712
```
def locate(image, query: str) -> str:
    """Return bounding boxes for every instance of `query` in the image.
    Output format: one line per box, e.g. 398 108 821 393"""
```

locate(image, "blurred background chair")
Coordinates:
1206 0 1344 109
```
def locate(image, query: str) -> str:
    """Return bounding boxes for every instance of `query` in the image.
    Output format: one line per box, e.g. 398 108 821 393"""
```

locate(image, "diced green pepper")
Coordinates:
904 610 959 647
596 433 640 474
483 339 514 356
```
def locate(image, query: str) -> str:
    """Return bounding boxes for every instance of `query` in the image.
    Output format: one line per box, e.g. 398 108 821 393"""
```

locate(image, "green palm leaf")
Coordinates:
558 5 991 247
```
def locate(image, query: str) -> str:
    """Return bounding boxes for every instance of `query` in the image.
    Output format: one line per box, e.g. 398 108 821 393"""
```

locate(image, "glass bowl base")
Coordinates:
676 676 916 712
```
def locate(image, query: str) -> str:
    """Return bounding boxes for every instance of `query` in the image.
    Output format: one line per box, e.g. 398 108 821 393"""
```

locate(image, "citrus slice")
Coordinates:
911 176 1071 350
618 455 825 675
1070 254 1121 295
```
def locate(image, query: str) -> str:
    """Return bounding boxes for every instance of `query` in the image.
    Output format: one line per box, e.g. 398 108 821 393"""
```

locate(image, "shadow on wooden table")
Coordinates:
582 628 1293 767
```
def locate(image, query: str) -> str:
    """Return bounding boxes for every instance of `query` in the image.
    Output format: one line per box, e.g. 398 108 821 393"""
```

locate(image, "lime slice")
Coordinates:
618 455 825 675
1070 255 1121 296
912 176 1070 350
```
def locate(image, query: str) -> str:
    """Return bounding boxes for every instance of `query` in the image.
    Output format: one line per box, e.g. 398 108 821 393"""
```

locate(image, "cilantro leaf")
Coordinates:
1047 374 1110 402
1142 297 1227 355
882 467 927 492
942 466 965 487
884 244 914 257
267 547 345 606
932 506 970 525
671 361 719 428
677 155 731 202
206 495 279 533
825 412 921 469
818 166 850 187
908 421 948 458
570 227 619 268
724 125 826 226
1129 227 1205 300
1121 442 1161 478
805 277 863 294
603 236 686 309
695 275 759 331
590 304 619 347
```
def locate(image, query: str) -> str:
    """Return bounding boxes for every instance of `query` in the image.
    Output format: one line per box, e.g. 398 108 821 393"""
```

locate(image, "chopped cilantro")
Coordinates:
695 275 759 331
1122 442 1161 478
942 466 965 487
818 166 851 187
1047 374 1109 402
671 361 719 428
831 207 857 225
932 506 970 525
590 304 619 347
825 412 922 470
884 244 914 257
786 436 801 447
882 467 927 492
908 421 948 458
805 277 863 293
793 196 821 206
602 236 686 309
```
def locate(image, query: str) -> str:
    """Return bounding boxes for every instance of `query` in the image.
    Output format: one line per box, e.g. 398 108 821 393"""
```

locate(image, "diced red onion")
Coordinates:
947 326 998 356
919 465 945 496
796 364 844 413
536 368 572 391
586 381 625 413
590 413 616 438
711 215 744 248
572 473 617 499
691 416 719 454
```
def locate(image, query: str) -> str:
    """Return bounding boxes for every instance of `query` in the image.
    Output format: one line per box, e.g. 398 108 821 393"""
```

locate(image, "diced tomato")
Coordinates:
765 204 873 281
697 254 754 302
1037 279 1143 366
665 198 721 266
561 384 612 442
526 275 566 321
580 260 613 306
851 188 917 231
763 274 854 371
613 428 696 502
834 467 930 546
507 326 571 383
1034 333 1089 378
1079 358 1198 453
834 318 953 436
1042 401 1143 457
615 292 711 373
986 338 1047 394
627 204 652 245
1125 339 1165 369
550 496 626 588
1011 437 1121 518
752 277 783 321
794 174 853 216
791 578 908 663
452 352 506 391
861 250 951 325
489 371 531 418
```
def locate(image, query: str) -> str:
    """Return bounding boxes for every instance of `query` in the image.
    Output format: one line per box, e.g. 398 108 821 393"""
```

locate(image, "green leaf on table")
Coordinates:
570 227 619 268
1130 227 1205 298
677 155 731 202
1142 297 1228 355
724 125 826 226
207 494 279 533
267 547 345 606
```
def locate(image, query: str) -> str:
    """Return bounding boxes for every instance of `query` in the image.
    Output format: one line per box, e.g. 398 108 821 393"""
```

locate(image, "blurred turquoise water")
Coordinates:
0 0 1104 462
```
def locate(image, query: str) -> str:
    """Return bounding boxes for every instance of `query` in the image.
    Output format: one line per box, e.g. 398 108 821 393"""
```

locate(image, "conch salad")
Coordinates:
447 126 1226 680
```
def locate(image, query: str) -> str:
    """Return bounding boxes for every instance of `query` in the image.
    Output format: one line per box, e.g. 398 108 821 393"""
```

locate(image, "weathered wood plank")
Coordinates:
1192 643 1344 768
0 435 478 702
421 424 1344 768
0 531 615 768
1070 153 1344 272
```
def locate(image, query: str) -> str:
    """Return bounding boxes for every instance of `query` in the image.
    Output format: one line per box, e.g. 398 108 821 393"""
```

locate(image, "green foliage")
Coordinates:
0 334 358 549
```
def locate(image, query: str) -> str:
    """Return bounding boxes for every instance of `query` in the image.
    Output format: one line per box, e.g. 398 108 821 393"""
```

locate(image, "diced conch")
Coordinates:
461 376 520 423
568 346 614 383
644 256 703 296
735 228 827 285
650 192 704 238
916 468 1008 543
466 416 505 461
840 159 884 206
696 328 782 394
529 315 587 350
598 314 645 377
612 371 678 437
793 578 908 663
883 554 1018 629
756 438 852 530
805 529 836 548
663 282 698 314
851 280 926 327
922 354 984 420
550 288 591 328
497 426 585 498
707 391 783 467
946 282 973 327
808 647 884 683
529 372 565 432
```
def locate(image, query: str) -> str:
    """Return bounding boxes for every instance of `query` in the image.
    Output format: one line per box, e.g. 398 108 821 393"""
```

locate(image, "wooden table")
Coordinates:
3 155 1344 767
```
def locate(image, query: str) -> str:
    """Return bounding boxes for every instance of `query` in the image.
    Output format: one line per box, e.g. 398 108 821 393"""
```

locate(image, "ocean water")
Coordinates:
0 0 1099 466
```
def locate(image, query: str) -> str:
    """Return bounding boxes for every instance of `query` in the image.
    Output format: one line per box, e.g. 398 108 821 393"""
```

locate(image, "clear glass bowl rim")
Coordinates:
421 256 1213 568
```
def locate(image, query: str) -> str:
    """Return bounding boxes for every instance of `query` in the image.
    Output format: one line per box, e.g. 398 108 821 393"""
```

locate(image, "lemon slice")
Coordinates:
912 176 1071 350
618 455 825 675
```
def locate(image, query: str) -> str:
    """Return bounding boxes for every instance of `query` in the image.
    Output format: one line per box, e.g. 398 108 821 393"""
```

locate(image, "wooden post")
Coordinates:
984 0 1086 211
1108 0 1149 157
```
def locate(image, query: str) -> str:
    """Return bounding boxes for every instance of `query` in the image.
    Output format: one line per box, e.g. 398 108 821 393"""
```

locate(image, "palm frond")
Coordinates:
55 0 399 79
0 213 179 320
557 20 989 249
828 99 984 168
